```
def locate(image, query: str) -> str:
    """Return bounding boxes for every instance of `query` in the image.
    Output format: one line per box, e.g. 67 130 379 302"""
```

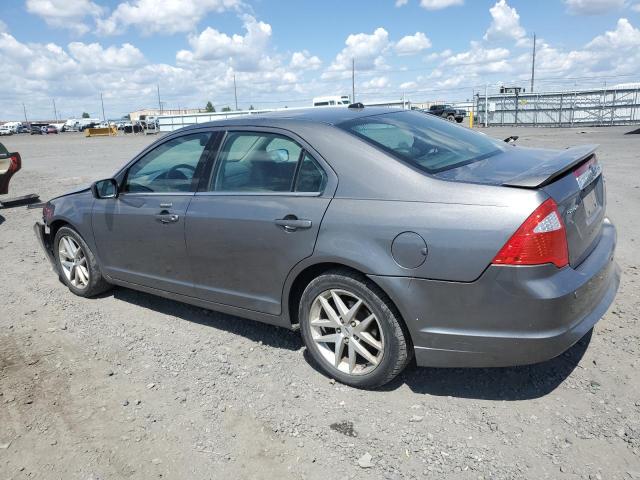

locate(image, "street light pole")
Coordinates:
352 58 355 103
100 92 106 122
233 75 238 111
22 103 28 123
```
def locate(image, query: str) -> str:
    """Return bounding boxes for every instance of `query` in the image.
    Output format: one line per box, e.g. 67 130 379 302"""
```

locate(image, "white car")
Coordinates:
0 125 13 136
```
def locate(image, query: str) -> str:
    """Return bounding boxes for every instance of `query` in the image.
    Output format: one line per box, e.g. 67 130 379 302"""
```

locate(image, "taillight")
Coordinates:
492 198 569 268
43 202 55 224
8 154 20 174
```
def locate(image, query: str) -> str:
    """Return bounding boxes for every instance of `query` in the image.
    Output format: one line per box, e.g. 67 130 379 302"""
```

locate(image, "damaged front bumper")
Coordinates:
34 221 56 270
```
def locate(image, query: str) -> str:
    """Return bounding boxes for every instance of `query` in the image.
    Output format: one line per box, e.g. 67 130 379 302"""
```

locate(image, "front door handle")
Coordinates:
275 217 312 232
156 213 180 224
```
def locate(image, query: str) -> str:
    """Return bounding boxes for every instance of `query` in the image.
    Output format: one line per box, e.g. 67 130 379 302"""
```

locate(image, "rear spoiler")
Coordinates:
502 144 598 188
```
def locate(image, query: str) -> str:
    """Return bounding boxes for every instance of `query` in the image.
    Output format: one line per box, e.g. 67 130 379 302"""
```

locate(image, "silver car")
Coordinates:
34 107 620 388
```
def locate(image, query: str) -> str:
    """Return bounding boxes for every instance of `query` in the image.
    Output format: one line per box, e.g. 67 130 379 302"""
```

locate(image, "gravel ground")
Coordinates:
0 127 639 479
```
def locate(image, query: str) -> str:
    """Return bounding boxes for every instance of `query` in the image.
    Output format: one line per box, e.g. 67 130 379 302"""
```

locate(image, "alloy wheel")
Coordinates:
58 236 89 289
309 289 385 375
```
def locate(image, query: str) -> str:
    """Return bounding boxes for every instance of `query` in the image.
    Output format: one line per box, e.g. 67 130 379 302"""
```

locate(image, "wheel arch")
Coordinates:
283 258 408 333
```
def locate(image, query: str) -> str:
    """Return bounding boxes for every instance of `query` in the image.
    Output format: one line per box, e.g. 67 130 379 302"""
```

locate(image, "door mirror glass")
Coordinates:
92 178 118 199
270 148 289 162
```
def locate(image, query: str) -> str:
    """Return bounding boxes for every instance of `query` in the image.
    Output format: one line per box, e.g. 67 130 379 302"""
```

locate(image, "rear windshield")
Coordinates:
338 111 504 173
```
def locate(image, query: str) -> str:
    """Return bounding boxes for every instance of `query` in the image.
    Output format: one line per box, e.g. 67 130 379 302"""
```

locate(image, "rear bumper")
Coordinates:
34 221 57 270
370 219 620 368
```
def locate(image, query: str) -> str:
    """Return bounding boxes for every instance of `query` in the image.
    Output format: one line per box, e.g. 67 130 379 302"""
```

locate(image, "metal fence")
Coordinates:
476 87 640 126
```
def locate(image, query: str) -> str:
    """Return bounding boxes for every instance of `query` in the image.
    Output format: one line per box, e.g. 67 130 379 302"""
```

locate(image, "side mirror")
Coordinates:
271 149 289 162
91 178 119 199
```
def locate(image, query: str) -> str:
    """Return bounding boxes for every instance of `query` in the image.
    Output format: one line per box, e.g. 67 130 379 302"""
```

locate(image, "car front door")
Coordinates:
92 130 215 295
185 129 336 315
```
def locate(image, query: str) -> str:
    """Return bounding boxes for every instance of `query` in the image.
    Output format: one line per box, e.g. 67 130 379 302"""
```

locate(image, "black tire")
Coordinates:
53 226 111 298
446 114 456 122
299 269 412 389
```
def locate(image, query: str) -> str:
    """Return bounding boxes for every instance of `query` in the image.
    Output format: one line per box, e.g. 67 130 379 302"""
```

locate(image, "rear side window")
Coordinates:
211 132 326 193
339 111 504 173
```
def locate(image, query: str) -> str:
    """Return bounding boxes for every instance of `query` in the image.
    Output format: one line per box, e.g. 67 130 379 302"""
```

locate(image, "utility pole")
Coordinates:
530 32 536 93
52 98 58 122
351 58 355 103
22 103 28 123
484 84 489 127
233 75 238 111
157 84 162 114
100 92 106 122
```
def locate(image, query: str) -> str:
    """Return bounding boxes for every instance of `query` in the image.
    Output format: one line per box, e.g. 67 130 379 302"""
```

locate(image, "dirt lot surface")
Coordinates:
0 127 639 479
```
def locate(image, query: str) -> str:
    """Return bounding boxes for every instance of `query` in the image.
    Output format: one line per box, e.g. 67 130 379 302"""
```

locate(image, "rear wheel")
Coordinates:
54 226 111 297
299 269 411 388
446 114 456 122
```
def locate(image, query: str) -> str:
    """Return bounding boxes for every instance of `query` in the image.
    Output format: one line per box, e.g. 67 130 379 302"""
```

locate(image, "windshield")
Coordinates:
338 110 504 173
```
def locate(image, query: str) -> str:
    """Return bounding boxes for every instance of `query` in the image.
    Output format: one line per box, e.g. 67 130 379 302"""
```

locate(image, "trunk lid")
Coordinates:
434 144 605 267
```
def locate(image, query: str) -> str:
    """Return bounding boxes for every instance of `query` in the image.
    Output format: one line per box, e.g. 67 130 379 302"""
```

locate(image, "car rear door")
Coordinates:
185 128 336 315
92 130 217 295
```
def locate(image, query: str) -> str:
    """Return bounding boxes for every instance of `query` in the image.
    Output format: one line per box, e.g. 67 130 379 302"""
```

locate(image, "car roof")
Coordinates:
181 106 406 131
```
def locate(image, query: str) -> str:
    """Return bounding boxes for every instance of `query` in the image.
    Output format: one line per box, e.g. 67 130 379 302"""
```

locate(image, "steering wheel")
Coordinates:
166 163 196 180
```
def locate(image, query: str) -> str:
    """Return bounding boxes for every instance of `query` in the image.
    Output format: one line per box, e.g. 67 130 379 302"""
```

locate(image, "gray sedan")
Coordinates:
34 107 620 388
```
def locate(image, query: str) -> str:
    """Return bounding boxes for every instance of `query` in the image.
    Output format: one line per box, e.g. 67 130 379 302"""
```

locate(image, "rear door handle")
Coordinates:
275 217 312 232
156 213 180 224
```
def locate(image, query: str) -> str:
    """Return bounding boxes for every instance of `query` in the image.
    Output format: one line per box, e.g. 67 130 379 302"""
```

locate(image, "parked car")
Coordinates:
31 126 44 135
424 104 466 123
0 142 21 195
0 125 13 136
33 107 619 388
45 125 58 134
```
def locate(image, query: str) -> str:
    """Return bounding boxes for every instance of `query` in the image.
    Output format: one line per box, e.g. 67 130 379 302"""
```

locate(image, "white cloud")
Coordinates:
176 15 273 71
68 42 146 71
323 28 390 79
564 0 626 15
419 0 463 9
97 0 241 35
26 0 102 34
361 76 390 90
586 17 640 49
484 0 526 42
400 80 418 89
290 50 322 70
395 0 409 6
395 32 432 55
633 2 640 11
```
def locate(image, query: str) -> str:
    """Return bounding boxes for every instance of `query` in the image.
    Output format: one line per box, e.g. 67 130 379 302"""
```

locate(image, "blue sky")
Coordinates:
1 0 639 119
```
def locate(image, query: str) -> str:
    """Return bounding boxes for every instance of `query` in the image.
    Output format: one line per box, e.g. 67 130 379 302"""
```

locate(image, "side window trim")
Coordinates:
205 129 329 195
121 130 217 195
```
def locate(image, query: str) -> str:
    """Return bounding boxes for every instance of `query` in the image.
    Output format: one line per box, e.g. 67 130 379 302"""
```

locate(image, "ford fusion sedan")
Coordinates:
34 107 619 388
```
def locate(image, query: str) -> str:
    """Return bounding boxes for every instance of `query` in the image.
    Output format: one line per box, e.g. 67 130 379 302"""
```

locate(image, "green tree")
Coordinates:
205 101 215 112
81 112 90 118
222 106 231 112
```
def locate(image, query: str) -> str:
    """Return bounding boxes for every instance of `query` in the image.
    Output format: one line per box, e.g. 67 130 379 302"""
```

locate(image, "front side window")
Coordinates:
213 132 313 192
339 111 504 173
125 132 211 193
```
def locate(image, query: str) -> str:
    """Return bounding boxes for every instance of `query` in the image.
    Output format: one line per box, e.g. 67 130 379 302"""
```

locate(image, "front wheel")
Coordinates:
299 269 412 389
54 226 111 297
446 114 456 122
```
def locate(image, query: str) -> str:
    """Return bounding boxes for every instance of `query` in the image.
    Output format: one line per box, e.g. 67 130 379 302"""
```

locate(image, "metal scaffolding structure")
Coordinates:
476 87 640 126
